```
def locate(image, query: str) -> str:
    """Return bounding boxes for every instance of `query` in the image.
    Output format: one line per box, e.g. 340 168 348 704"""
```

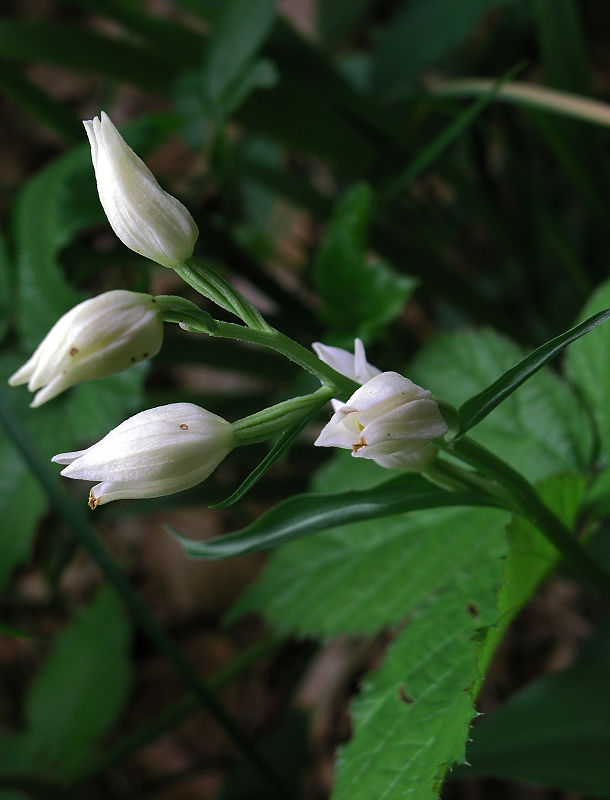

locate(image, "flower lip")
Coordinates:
83 111 199 268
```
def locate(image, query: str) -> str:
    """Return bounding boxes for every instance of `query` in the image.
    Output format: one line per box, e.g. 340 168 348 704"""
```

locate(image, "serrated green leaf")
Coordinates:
0 587 130 782
229 452 508 636
457 308 610 435
565 279 610 509
409 328 590 482
314 183 416 340
477 473 585 673
176 472 493 561
333 579 502 800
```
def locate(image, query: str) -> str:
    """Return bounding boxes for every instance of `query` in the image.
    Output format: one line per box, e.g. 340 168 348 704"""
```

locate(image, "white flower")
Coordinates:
314 371 448 471
313 338 381 411
313 338 380 384
83 111 199 268
8 290 163 407
52 403 235 508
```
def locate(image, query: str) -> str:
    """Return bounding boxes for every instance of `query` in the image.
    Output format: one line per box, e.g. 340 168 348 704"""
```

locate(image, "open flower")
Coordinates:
8 290 163 407
314 371 448 471
52 403 236 507
83 111 199 268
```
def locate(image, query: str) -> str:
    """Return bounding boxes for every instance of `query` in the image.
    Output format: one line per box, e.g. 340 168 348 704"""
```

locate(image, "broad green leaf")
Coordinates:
372 0 520 103
465 650 610 797
333 573 504 800
457 308 610 435
409 328 590 482
0 587 130 781
565 279 610 507
314 183 416 340
477 473 585 674
230 453 508 636
0 21 176 92
176 472 492 560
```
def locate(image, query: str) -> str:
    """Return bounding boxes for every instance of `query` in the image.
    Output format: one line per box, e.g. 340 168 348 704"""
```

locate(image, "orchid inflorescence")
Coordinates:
8 112 448 507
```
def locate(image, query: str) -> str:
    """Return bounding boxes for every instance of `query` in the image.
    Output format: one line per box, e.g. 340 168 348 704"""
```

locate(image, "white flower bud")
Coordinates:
52 403 236 507
8 290 163 407
314 371 448 471
83 111 199 268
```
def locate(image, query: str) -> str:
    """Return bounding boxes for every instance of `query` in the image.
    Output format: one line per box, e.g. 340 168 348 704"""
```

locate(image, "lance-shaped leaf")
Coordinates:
173 473 496 559
211 405 321 509
457 308 610 436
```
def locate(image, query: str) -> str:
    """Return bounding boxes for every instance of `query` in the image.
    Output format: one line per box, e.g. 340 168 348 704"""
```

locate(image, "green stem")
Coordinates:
442 436 610 598
0 389 289 798
160 297 359 397
233 387 334 445
175 258 273 332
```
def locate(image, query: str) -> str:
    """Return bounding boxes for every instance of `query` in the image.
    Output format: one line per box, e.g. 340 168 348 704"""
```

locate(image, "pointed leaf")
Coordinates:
211 405 321 509
565 279 610 509
457 308 610 435
175 472 493 560
410 328 590 482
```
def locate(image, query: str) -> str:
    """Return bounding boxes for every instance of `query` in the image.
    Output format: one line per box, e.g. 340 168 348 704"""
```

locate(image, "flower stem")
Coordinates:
175 258 273 332
441 436 610 598
233 387 334 445
159 296 360 397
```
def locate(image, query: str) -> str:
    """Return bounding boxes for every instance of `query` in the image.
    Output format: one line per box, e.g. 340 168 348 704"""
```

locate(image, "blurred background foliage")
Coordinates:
0 0 609 798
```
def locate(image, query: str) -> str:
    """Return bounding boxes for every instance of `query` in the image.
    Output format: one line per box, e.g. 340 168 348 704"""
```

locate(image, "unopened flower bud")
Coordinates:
8 290 163 407
314 371 448 471
52 403 235 507
83 111 198 268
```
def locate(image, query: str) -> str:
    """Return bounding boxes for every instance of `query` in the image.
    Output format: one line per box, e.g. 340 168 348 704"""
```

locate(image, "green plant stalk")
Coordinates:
175 258 273 332
441 436 610 598
158 296 360 396
233 386 334 445
423 457 517 510
0 389 289 798
66 637 279 794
